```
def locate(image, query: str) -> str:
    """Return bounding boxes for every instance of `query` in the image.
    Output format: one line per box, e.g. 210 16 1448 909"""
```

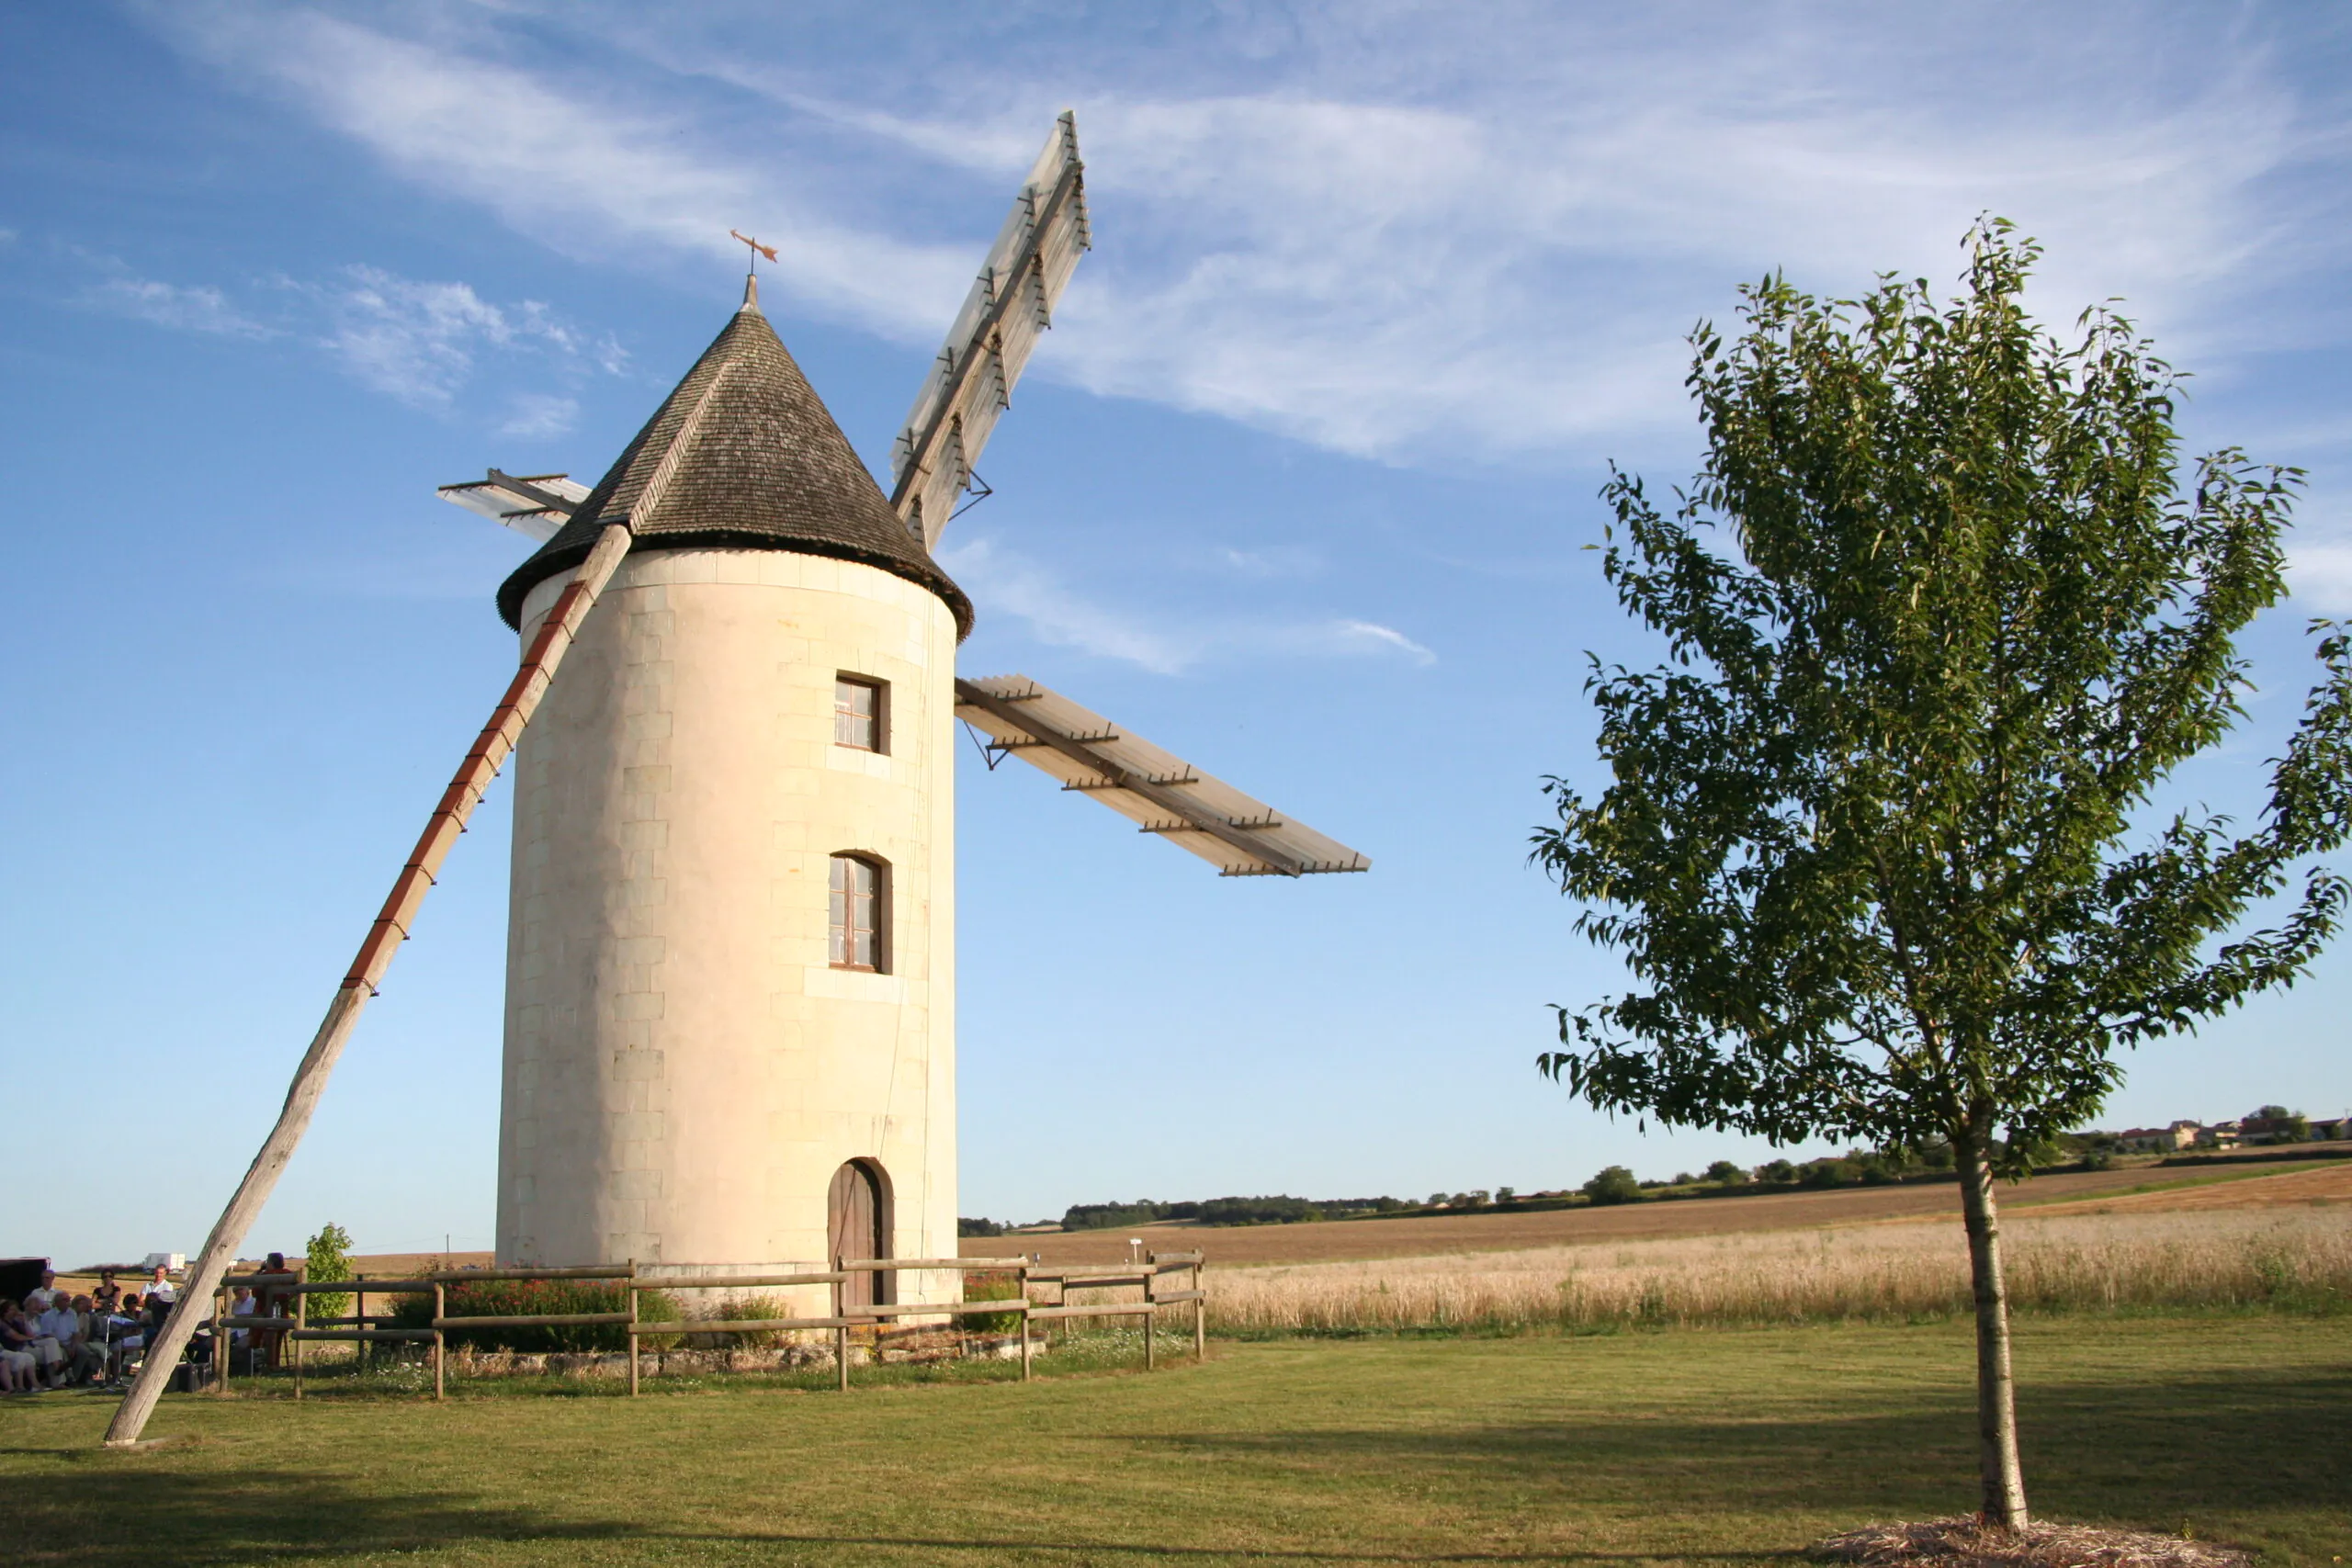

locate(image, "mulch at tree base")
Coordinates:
1816 1517 2251 1568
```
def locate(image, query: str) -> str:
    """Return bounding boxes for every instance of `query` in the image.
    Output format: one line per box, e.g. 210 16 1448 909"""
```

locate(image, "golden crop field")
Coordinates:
972 1155 2351 1268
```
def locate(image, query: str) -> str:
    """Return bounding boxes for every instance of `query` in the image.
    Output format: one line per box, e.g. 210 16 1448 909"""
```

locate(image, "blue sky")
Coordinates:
5 1 2348 1266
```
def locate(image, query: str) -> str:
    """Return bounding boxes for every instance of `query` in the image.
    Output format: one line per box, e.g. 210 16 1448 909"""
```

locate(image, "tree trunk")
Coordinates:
1955 1121 2030 1529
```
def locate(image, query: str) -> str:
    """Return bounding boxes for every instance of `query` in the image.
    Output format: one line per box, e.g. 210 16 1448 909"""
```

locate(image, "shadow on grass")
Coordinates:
6 1355 2342 1563
0 1463 1785 1566
1 1468 639 1564
1131 1359 2352 1522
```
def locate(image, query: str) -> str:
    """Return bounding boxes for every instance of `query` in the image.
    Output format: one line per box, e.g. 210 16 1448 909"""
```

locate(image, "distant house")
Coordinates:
2199 1120 2243 1149
2109 1121 2201 1152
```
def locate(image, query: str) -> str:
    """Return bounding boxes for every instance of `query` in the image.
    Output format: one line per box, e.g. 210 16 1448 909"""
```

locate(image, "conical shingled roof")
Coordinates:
496 299 974 636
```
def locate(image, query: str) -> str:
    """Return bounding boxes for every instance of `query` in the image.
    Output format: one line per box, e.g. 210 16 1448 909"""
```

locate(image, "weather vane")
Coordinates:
730 229 779 270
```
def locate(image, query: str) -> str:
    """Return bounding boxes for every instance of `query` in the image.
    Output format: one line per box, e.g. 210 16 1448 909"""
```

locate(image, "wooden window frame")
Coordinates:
833 673 888 754
828 852 888 973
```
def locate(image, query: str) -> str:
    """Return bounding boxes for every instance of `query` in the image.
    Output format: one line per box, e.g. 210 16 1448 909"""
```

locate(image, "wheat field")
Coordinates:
1201 1207 2352 1333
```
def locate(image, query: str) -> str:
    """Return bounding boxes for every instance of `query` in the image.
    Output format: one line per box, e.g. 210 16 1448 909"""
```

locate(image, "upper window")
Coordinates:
834 675 887 753
829 854 888 972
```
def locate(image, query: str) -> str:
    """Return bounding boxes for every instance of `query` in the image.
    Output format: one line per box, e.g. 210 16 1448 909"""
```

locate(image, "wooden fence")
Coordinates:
208 1251 1206 1401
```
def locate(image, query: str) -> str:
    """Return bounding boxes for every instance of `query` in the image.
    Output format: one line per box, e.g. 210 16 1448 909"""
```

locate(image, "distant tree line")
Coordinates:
1061 1195 1412 1230
954 1115 2332 1236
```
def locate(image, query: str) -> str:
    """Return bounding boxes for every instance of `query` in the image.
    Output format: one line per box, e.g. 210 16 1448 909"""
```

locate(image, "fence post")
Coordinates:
832 1257 850 1393
356 1284 368 1374
293 1285 306 1401
1018 1264 1032 1382
1193 1258 1205 1359
627 1261 639 1399
434 1281 446 1402
212 1286 228 1393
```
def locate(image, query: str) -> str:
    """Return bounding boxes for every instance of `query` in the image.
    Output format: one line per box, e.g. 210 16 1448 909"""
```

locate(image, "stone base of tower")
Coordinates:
495 547 957 1281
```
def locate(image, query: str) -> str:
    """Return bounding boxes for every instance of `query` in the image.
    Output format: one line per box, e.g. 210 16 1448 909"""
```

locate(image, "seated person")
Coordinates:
42 1296 103 1385
91 1271 123 1314
23 1269 59 1314
228 1285 257 1367
0 1300 37 1393
254 1253 295 1367
0 1301 60 1390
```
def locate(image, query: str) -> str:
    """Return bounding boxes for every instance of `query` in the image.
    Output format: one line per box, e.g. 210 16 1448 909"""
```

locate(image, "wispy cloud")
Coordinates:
499 393 580 440
83 272 274 338
75 249 623 418
1216 544 1323 581
294 265 608 408
944 537 1433 674
1327 620 1436 666
2288 538 2352 615
147 4 969 341
943 538 1194 673
141 4 2342 469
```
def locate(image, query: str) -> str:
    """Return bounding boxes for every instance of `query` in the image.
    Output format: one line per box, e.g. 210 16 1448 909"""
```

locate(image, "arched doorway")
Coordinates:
828 1158 893 1307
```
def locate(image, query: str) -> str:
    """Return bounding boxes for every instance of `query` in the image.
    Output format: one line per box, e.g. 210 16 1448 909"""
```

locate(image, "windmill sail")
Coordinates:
438 470 592 542
956 675 1369 877
890 112 1091 550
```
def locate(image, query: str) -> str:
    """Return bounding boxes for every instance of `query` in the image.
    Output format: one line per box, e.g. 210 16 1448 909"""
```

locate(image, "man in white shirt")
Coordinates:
144 1266 176 1306
23 1269 58 1314
38 1297 100 1385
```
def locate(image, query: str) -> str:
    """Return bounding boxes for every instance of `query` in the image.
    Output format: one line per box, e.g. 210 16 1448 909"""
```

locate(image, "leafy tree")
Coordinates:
304 1222 353 1324
1703 1159 1748 1184
1799 1159 1860 1190
2250 1104 2310 1142
1582 1165 1643 1205
1755 1158 1797 1184
1533 222 2352 1528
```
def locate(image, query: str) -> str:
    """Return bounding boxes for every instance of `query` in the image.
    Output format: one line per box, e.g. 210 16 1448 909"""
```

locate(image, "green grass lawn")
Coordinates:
3 1315 2346 1566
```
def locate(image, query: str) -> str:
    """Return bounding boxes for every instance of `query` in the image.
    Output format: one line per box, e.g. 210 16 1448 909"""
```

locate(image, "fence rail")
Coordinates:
200 1250 1206 1402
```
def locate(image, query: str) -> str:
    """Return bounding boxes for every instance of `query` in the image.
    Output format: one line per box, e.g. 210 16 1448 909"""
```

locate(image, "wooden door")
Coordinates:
828 1160 891 1307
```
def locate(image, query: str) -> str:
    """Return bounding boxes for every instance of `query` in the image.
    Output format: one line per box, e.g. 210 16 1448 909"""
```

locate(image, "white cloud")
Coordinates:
312 266 512 404
151 5 969 343
74 243 623 414
1327 620 1436 666
2288 538 2352 615
281 265 618 408
143 4 2340 468
499 393 579 439
943 537 1193 674
1216 545 1323 580
83 273 273 338
944 537 1433 674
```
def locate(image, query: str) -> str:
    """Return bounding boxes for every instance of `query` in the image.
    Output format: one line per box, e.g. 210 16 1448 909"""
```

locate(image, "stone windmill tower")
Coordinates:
453 116 1365 1277
111 120 1365 1431
483 285 973 1276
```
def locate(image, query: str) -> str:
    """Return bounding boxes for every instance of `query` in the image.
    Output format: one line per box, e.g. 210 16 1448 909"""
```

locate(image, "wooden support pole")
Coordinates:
1019 1265 1032 1382
292 1287 305 1401
1145 1303 1155 1371
356 1286 368 1374
212 1288 228 1394
433 1282 446 1402
102 519 638 1450
627 1265 639 1399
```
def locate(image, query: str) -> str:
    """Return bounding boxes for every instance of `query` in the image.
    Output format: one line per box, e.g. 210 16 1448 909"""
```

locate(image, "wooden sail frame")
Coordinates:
888 111 1091 550
955 676 1370 877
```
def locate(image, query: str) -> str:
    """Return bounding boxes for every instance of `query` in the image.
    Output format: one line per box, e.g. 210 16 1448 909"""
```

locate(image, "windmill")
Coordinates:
107 112 1363 1443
